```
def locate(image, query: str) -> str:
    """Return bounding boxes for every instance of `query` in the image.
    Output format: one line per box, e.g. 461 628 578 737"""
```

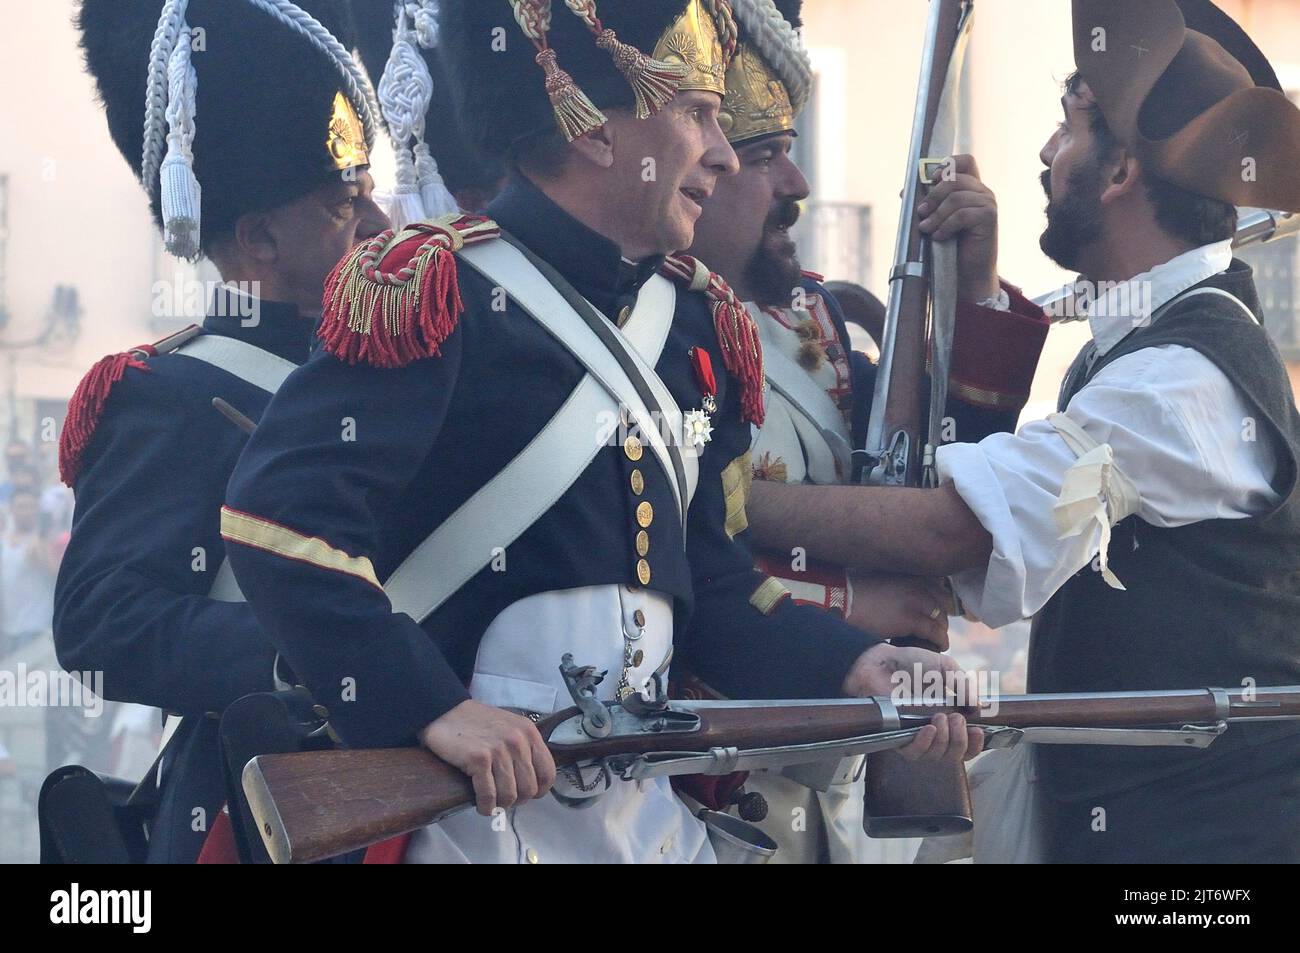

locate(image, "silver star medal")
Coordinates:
684 395 716 449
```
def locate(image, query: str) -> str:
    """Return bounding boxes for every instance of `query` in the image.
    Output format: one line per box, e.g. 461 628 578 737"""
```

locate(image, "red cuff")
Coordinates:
948 281 1050 411
196 808 240 864
753 553 849 618
364 833 414 864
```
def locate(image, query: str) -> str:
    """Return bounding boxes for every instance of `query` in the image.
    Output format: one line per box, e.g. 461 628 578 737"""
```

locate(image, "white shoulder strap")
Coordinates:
751 304 854 477
384 239 692 624
175 334 298 603
174 333 299 393
457 238 697 519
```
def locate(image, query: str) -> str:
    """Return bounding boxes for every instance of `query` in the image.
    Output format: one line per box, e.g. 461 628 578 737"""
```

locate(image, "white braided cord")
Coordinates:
163 31 198 156
380 4 432 147
158 23 203 259
142 0 191 188
730 0 811 112
412 0 440 47
379 1 451 226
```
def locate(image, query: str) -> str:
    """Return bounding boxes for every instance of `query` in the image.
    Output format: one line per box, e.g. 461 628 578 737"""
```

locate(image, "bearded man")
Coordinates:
743 0 1300 862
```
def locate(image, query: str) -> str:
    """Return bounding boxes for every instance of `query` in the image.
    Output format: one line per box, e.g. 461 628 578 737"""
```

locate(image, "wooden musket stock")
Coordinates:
242 687 1300 863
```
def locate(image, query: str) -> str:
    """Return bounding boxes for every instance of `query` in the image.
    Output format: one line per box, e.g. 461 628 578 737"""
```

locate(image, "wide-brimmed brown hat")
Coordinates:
1073 0 1300 212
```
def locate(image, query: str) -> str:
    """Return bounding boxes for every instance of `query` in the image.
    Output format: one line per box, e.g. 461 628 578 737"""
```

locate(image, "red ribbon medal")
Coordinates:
686 348 717 448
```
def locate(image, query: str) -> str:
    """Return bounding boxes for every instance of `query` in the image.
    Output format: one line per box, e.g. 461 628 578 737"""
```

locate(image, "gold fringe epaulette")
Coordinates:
319 214 501 368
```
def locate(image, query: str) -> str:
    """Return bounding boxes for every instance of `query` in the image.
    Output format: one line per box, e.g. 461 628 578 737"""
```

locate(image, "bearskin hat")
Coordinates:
438 0 730 161
78 0 367 252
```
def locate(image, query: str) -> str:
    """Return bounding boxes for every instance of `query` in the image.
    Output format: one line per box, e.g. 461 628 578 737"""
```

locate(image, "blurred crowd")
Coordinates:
0 438 70 660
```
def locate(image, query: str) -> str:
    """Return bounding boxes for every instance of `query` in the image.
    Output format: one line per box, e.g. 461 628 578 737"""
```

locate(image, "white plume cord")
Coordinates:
141 0 190 193
159 27 202 259
378 0 457 226
730 0 813 113
379 3 432 227
239 0 382 146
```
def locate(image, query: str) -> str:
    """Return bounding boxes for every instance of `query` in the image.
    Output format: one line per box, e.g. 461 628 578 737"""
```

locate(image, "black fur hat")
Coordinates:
438 0 720 161
352 0 505 202
78 0 366 252
773 0 802 30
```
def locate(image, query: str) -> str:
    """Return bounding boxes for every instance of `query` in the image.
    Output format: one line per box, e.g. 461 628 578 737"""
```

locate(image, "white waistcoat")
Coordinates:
405 585 713 864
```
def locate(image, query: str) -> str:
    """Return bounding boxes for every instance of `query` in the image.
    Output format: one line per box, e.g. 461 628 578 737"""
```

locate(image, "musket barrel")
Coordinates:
893 686 1300 728
1234 207 1300 250
863 0 969 482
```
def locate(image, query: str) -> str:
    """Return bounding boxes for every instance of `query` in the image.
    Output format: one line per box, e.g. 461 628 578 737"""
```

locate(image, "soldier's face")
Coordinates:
264 170 391 314
1039 84 1107 272
604 91 740 257
687 134 809 306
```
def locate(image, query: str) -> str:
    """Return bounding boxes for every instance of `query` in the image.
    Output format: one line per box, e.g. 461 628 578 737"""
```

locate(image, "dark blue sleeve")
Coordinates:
53 367 276 715
223 336 470 749
681 401 880 701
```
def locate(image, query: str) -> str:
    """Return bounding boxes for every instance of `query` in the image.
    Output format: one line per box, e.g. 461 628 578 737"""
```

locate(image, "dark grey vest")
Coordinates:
1030 261 1300 801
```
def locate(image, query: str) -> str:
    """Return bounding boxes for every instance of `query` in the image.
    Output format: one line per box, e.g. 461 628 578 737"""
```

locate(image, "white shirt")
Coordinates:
936 241 1283 628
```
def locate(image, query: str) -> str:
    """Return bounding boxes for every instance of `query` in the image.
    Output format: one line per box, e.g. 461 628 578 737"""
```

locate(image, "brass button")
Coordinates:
526 848 539 864
618 305 632 327
624 435 644 462
632 649 644 667
633 609 646 627
630 469 645 495
636 530 650 556
637 559 652 585
636 501 654 527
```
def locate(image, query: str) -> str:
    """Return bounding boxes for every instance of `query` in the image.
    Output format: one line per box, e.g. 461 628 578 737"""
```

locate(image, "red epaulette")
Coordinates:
800 269 826 283
659 255 765 426
318 214 500 368
57 325 203 487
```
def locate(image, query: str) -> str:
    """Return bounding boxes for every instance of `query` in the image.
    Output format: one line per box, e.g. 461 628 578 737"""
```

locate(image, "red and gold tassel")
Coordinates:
535 48 608 141
318 215 499 369
561 2 686 119
59 346 157 486
595 29 687 119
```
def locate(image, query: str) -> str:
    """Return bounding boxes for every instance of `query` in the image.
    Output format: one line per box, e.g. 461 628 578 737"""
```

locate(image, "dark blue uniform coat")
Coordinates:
53 296 312 863
223 177 885 752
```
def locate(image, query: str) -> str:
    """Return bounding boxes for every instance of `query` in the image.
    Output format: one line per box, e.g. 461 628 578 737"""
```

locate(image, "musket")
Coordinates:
1233 207 1300 251
240 654 1300 863
857 0 978 838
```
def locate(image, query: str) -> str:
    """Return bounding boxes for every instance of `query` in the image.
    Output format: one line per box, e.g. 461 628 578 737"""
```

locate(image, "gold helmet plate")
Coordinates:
327 91 370 171
651 0 728 96
719 42 796 144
